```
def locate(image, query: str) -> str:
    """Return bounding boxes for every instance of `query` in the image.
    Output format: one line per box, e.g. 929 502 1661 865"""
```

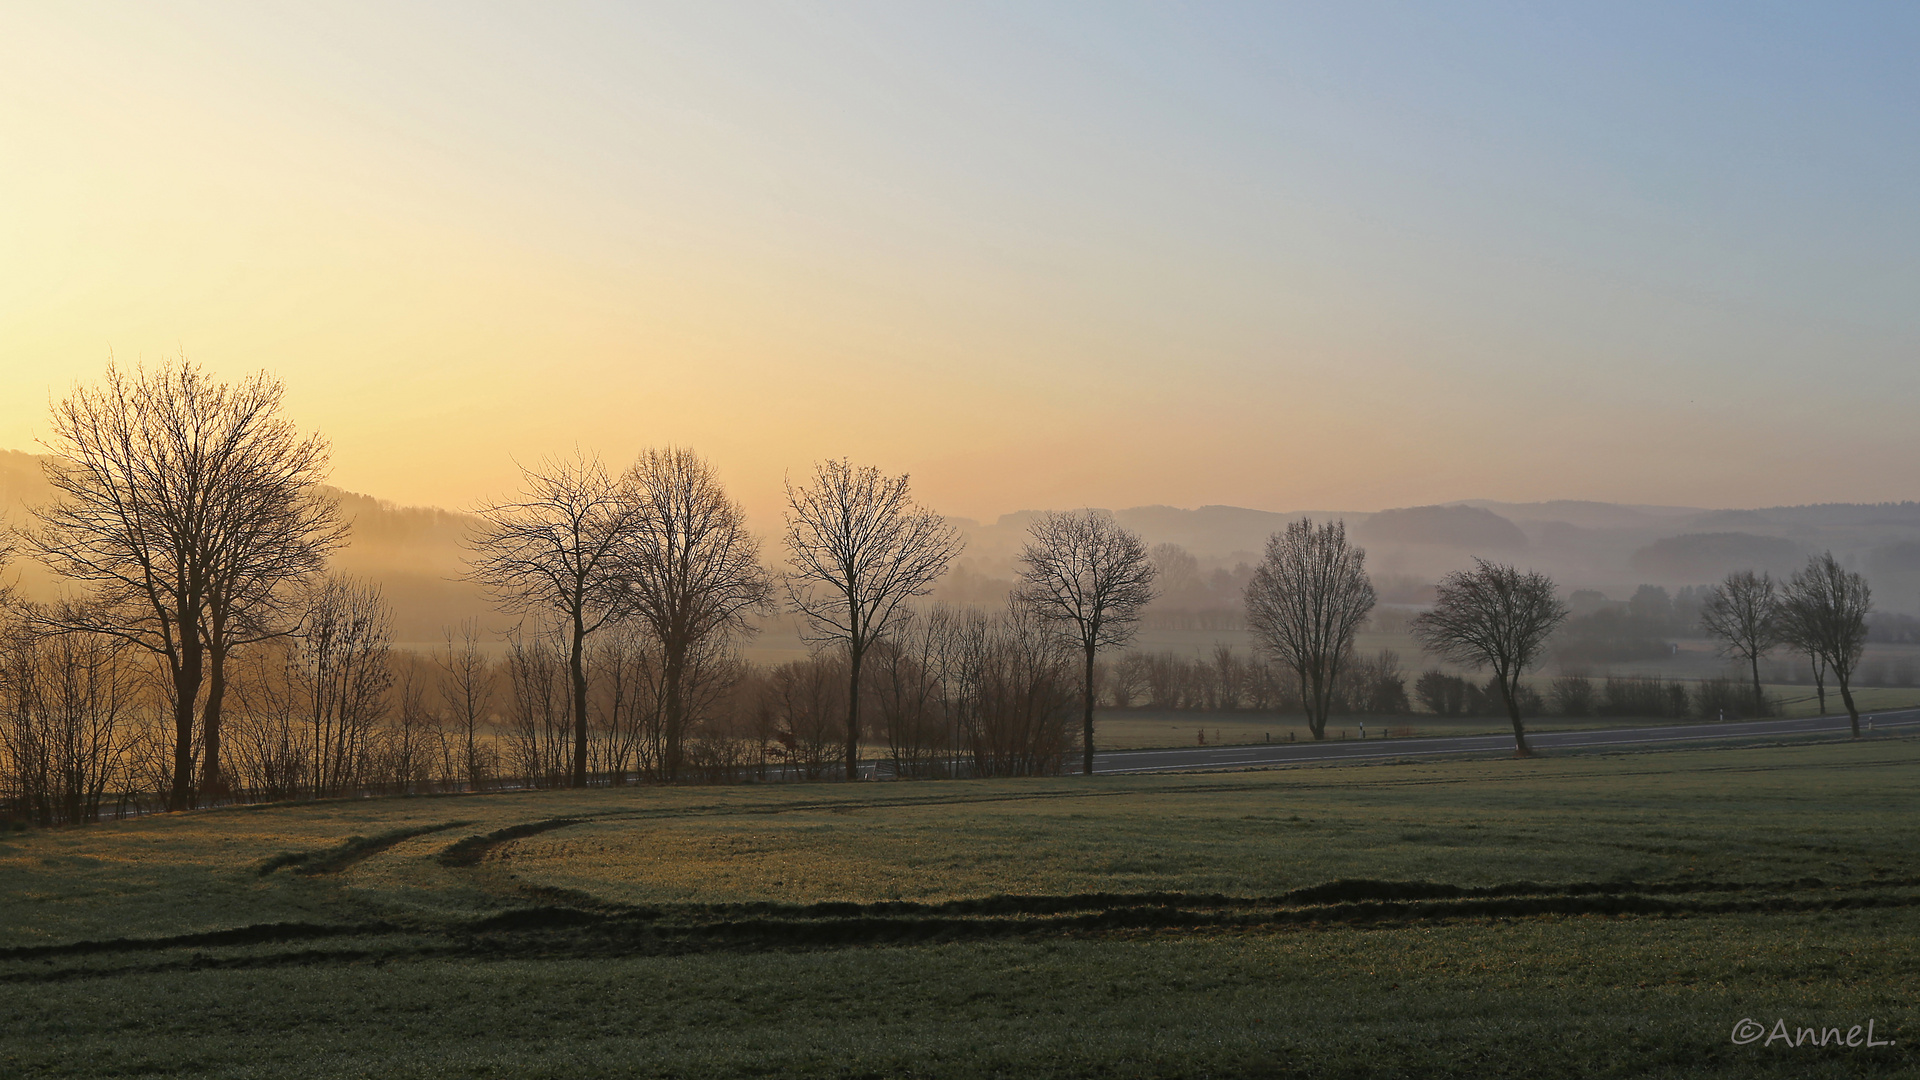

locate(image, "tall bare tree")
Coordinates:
618 447 772 781
1780 552 1872 737
1411 560 1567 757
1243 518 1375 741
466 453 640 788
783 459 963 780
1699 569 1780 716
1014 510 1155 774
25 360 340 810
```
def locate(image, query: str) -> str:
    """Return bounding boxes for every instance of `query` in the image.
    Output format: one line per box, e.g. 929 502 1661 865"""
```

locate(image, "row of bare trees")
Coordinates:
1700 557 1874 733
464 453 970 787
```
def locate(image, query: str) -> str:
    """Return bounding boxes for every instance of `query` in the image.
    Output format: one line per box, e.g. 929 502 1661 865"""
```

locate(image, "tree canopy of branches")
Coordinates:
1014 510 1155 774
1780 552 1872 737
1410 559 1567 757
782 459 963 780
1698 569 1780 716
1243 518 1375 740
465 453 641 788
618 447 772 781
25 359 341 809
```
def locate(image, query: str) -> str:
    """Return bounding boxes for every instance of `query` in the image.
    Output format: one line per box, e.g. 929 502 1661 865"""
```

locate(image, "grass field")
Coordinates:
3 735 1917 1077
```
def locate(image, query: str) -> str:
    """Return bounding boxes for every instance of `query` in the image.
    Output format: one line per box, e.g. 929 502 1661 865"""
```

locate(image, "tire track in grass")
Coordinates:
256 821 475 876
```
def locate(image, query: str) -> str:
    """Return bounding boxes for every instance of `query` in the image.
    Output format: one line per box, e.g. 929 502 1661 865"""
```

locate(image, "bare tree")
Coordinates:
1699 570 1780 716
783 459 963 780
0 611 139 826
289 576 393 798
388 658 443 795
501 625 569 788
1243 518 1375 740
1014 510 1155 774
25 360 340 810
436 619 496 791
1780 553 1871 736
466 453 640 788
618 448 772 781
1410 560 1567 757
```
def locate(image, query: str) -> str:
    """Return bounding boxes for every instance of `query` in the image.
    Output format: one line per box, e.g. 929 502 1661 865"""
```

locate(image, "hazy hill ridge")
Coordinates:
5 450 1917 629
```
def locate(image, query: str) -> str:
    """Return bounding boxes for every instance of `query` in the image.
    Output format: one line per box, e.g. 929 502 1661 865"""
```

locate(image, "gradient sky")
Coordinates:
4 2 1918 525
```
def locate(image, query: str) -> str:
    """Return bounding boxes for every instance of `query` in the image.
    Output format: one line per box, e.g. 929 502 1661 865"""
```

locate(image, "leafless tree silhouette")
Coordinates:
782 459 962 780
465 452 640 787
1243 518 1375 741
1699 570 1780 715
436 618 496 791
1780 552 1871 736
25 359 341 809
1411 559 1567 757
1014 510 1155 774
618 447 772 781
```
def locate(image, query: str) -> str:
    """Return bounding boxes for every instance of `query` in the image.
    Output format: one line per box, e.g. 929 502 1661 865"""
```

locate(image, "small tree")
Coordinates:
436 619 496 791
1699 570 1780 716
1780 553 1871 736
1411 560 1567 756
1243 518 1375 740
783 460 962 780
466 453 641 788
1014 510 1155 775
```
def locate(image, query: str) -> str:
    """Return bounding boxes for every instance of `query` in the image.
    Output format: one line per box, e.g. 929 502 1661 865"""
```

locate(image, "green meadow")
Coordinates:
3 736 1916 1078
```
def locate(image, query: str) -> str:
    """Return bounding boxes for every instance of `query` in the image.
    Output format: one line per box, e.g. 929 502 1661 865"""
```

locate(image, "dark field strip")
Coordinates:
9 876 1918 983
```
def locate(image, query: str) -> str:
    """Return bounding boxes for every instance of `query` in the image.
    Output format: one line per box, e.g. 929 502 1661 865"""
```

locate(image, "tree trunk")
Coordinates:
1082 645 1096 776
1810 651 1827 715
845 645 864 781
1305 670 1327 739
202 641 228 804
662 640 686 783
570 611 588 788
1500 672 1532 757
1839 676 1860 738
169 637 204 812
1749 653 1765 718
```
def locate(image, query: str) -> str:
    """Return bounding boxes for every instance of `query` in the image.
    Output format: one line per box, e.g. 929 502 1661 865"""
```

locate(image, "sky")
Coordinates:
4 2 1918 526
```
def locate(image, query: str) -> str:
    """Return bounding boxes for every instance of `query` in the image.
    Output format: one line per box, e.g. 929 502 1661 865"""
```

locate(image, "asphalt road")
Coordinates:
1090 707 1920 774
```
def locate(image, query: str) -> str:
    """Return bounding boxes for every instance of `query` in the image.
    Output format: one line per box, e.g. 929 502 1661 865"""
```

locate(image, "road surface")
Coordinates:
1090 708 1920 774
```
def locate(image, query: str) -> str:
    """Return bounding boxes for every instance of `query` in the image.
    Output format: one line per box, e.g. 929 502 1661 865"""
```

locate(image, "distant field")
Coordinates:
1092 708 1679 749
3 737 1916 1077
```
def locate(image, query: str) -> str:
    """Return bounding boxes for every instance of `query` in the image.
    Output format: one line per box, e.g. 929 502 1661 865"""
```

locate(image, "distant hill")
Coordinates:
1359 505 1527 550
1628 533 1807 580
